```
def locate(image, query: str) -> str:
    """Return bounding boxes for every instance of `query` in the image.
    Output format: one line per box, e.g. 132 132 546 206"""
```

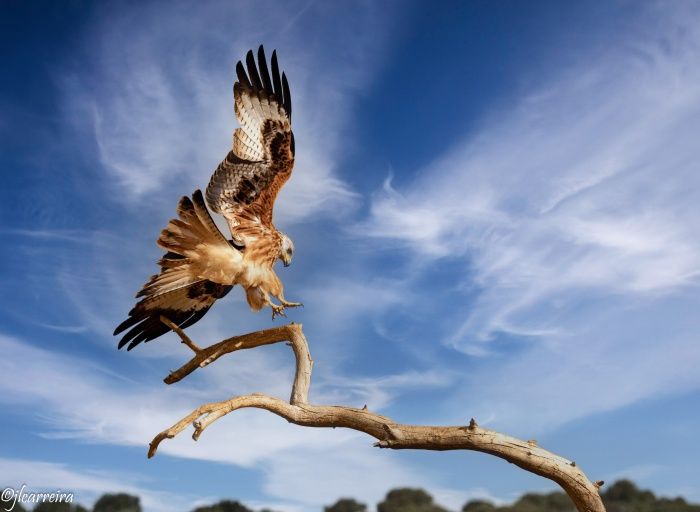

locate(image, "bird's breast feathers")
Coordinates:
191 243 244 284
241 262 277 288
190 242 276 289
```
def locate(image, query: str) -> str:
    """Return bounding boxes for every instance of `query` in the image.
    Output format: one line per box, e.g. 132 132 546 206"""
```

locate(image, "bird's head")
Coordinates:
279 233 294 267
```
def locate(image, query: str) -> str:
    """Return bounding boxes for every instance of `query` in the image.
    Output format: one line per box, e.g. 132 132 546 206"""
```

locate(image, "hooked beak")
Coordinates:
283 261 290 267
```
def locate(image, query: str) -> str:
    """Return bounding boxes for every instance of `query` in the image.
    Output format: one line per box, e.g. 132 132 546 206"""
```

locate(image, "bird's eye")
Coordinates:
287 248 293 255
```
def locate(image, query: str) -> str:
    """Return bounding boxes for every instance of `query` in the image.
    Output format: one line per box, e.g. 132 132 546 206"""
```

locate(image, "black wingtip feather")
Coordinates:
271 50 283 106
236 47 290 118
114 314 140 336
115 283 229 350
118 317 151 349
257 46 274 96
236 61 251 87
178 309 209 330
246 50 263 89
127 321 169 350
282 72 292 118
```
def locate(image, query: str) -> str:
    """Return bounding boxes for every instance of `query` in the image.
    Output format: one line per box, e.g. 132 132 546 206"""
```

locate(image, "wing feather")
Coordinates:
257 46 274 96
236 61 251 87
282 72 292 119
115 281 232 350
271 51 285 111
206 45 294 236
114 190 238 350
246 49 263 90
245 84 267 123
233 128 264 160
234 83 264 149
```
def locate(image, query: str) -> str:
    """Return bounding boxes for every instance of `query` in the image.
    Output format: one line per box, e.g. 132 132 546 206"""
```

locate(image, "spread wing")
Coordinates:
114 191 236 350
206 45 294 246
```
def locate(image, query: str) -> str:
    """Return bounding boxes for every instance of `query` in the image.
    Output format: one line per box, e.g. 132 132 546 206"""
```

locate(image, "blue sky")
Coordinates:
1 1 699 510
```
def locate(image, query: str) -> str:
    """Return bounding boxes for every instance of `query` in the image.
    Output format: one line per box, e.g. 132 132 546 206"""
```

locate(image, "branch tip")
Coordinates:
159 315 201 353
469 418 478 430
594 480 605 489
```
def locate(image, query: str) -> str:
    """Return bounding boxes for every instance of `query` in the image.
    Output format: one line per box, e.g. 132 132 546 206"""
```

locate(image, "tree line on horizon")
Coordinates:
8 480 699 512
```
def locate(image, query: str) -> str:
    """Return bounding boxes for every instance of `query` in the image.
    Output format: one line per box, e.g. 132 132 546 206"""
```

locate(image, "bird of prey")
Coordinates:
114 46 300 350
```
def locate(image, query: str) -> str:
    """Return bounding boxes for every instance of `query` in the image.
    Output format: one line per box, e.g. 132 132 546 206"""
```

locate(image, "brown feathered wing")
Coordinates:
114 191 238 350
205 45 294 248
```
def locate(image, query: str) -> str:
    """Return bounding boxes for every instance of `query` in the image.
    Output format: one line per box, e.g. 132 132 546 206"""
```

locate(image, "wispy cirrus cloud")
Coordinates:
0 330 465 510
63 0 396 224
359 2 700 431
6 0 699 508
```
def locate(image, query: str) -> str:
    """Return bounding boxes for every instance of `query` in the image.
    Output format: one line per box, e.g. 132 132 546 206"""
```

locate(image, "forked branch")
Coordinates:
150 322 605 512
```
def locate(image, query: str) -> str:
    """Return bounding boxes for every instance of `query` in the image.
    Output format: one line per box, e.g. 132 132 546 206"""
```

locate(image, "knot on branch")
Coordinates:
383 423 402 441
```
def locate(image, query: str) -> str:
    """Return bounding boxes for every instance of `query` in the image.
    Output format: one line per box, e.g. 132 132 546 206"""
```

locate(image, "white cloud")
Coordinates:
261 443 494 511
313 368 455 411
0 330 469 511
0 333 348 466
453 293 700 433
14 1 699 508
300 276 408 331
360 3 700 430
62 0 396 225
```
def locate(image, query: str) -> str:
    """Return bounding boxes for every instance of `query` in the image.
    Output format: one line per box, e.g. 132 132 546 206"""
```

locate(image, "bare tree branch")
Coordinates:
150 323 606 512
159 315 201 353
161 323 307 386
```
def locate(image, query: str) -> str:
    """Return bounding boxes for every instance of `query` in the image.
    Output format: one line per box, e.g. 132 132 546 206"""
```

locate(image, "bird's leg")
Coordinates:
262 292 287 320
270 303 286 320
277 293 303 310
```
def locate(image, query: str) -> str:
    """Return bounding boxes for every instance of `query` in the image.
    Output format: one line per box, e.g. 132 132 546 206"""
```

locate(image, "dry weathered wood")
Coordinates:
150 322 605 512
161 323 303 385
160 315 201 353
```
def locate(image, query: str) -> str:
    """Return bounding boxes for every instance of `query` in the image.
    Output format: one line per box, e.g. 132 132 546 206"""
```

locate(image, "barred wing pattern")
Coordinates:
206 45 294 245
